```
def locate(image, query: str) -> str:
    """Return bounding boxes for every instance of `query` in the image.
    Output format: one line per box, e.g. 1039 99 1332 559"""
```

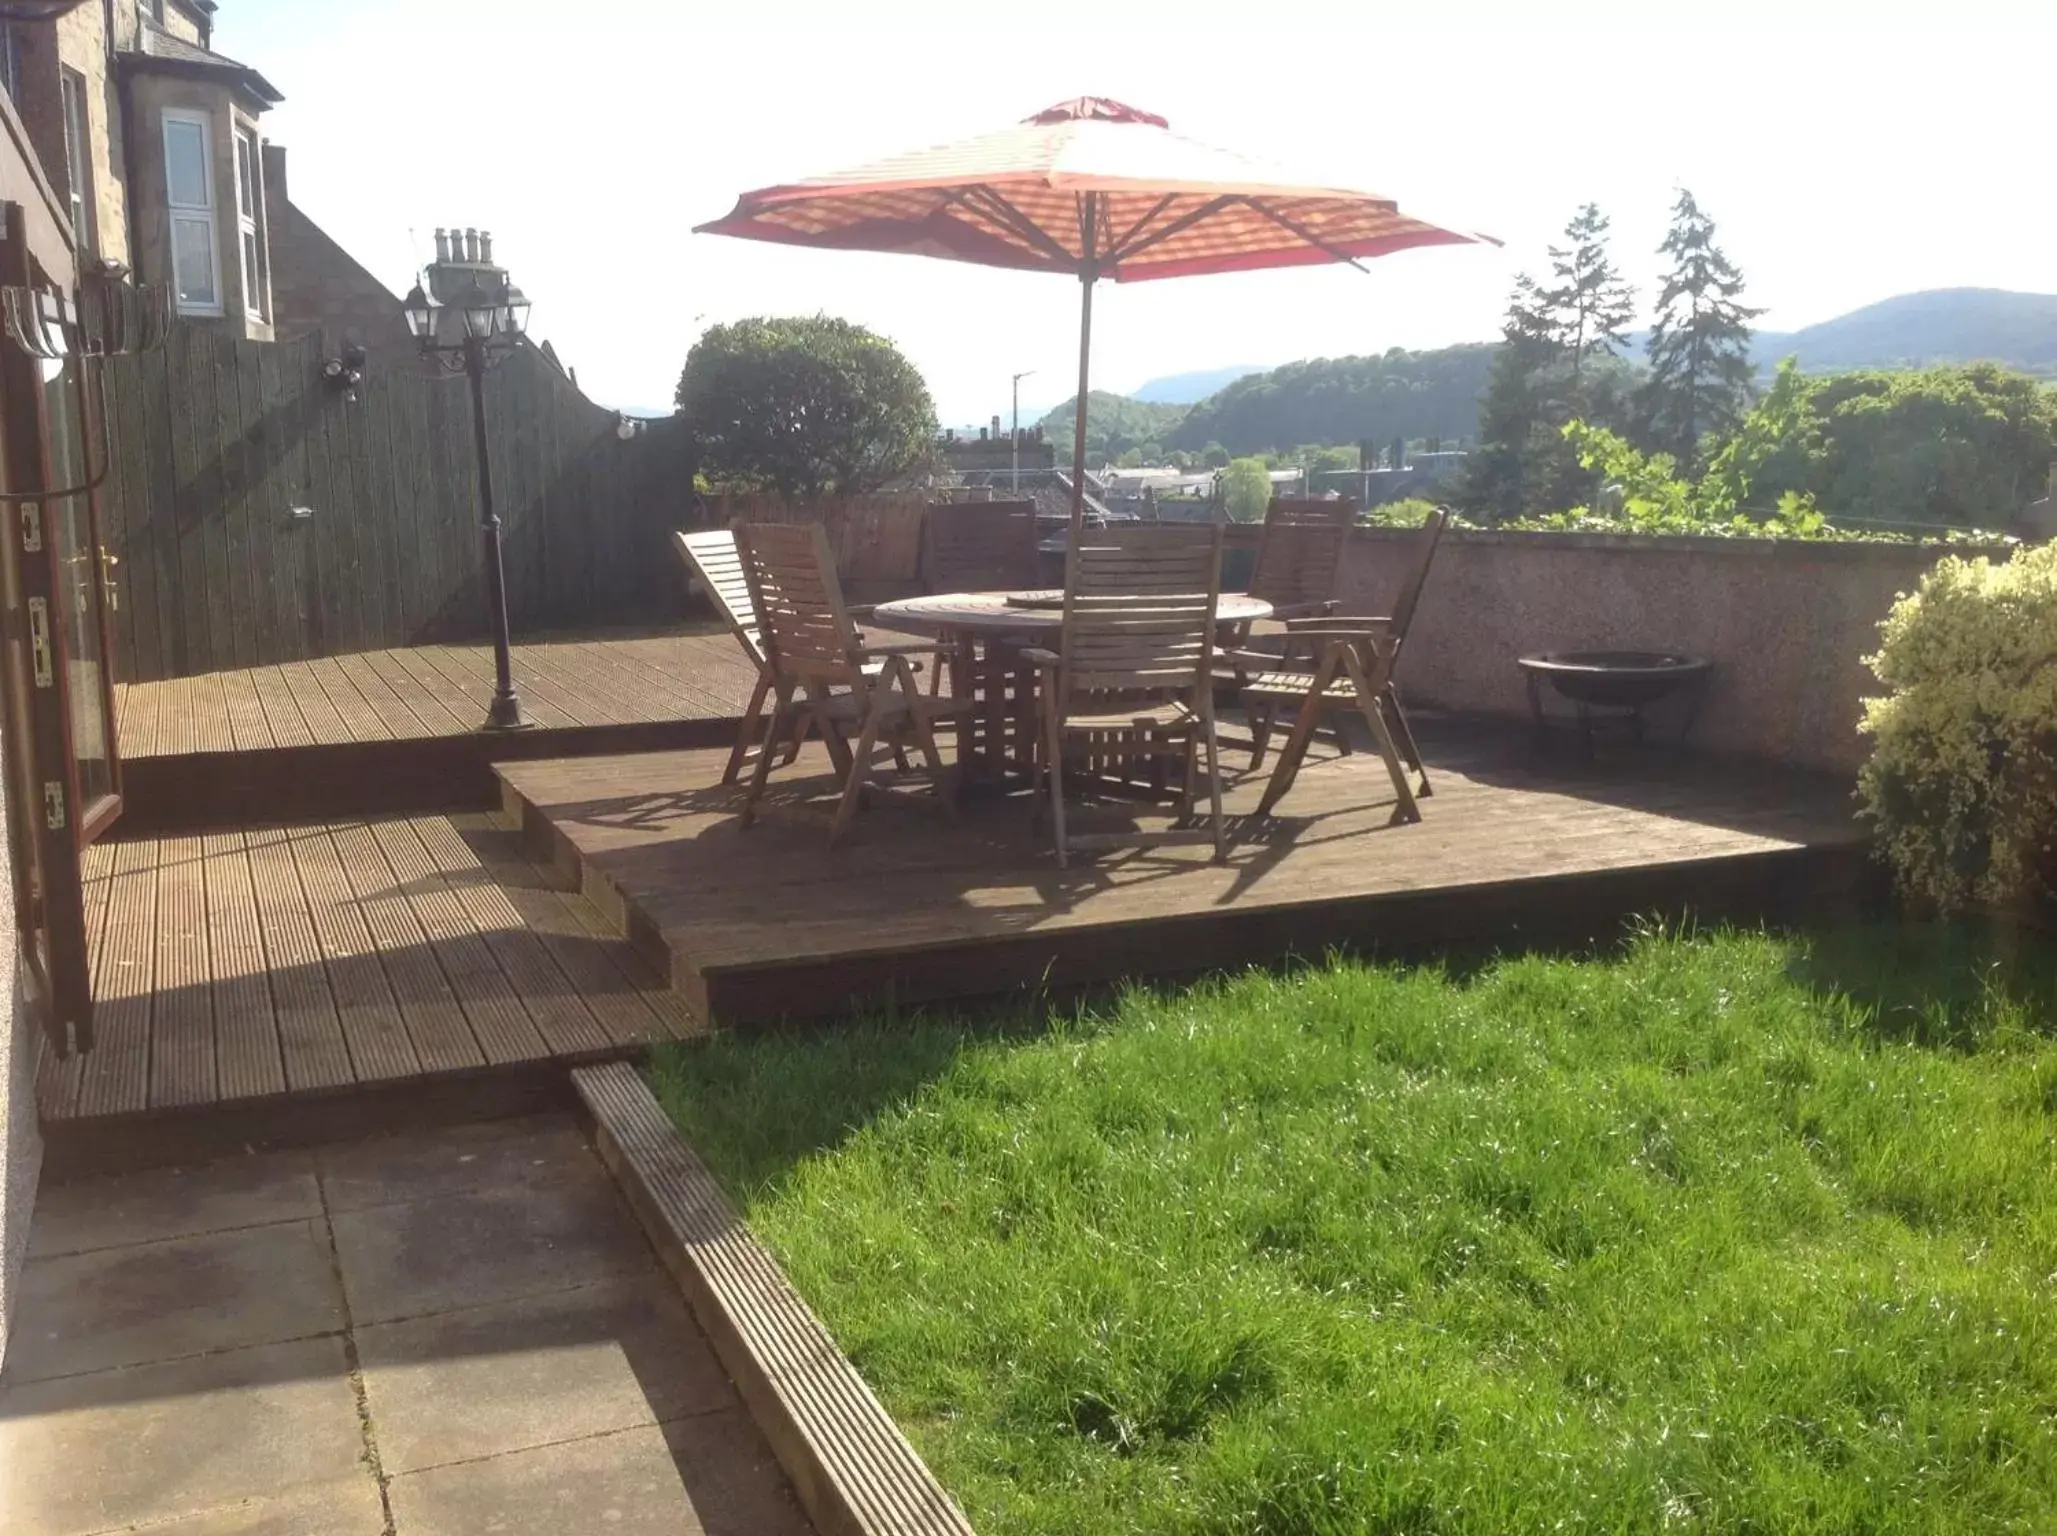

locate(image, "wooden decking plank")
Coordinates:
248 662 317 748
188 673 236 754
517 643 673 724
276 659 350 745
358 648 475 736
575 635 744 717
36 842 117 1119
287 822 422 1081
149 834 216 1108
408 642 583 729
244 823 354 1091
203 830 287 1102
326 821 485 1072
304 656 396 743
331 651 440 740
113 677 157 759
452 812 695 1043
408 815 617 1055
367 817 549 1065
74 837 158 1118
219 669 276 752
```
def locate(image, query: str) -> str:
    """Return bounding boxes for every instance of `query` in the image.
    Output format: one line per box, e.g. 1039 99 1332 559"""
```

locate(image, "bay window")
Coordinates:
233 122 267 322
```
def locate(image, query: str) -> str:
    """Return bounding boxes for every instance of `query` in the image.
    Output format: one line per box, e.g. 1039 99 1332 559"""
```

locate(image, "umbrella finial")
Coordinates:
1026 97 1169 129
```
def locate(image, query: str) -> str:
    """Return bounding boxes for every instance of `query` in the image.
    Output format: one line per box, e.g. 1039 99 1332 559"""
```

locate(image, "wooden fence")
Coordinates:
99 323 694 681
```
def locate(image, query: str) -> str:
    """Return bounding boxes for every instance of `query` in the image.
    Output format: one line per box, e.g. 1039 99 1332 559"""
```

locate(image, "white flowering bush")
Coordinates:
1857 542 2057 911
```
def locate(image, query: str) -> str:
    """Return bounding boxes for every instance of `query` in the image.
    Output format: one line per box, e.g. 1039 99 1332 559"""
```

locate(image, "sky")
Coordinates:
216 0 2055 424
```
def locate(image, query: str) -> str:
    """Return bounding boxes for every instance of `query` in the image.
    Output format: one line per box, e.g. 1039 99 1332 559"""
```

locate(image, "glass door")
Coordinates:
40 352 119 842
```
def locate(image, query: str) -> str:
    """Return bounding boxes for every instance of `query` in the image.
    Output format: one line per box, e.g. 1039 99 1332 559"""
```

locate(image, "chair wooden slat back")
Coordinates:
1249 497 1355 610
923 500 1041 592
1384 506 1451 645
672 530 764 664
735 523 865 689
1058 524 1224 696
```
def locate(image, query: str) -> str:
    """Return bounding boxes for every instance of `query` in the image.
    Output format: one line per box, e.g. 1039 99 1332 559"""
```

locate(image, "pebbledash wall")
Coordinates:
1322 527 2006 777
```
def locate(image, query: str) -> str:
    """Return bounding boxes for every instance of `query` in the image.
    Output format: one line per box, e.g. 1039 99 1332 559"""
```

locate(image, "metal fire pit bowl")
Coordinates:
1518 650 1712 759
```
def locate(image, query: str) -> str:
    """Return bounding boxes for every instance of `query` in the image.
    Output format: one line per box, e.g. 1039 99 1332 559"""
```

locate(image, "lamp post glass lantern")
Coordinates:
405 227 531 731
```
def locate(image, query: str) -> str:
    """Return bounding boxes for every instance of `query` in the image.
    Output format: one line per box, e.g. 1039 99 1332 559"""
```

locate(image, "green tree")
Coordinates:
1221 457 1273 522
1544 204 1636 385
1462 276 1562 518
676 316 936 499
1200 441 1231 469
1639 189 1761 468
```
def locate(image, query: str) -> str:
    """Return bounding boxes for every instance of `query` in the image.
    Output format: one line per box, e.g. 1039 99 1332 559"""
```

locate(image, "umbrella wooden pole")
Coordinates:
1069 271 1094 537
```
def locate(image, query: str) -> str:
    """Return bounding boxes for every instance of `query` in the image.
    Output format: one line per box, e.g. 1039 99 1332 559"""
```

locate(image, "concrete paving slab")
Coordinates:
357 1274 737 1474
328 1173 652 1326
4 1219 344 1383
27 1150 321 1259
0 1335 369 1535
385 1412 810 1536
318 1115 598 1215
79 1478 388 1535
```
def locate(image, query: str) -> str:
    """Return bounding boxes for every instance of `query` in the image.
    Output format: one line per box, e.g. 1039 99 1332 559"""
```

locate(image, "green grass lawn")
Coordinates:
647 924 2057 1534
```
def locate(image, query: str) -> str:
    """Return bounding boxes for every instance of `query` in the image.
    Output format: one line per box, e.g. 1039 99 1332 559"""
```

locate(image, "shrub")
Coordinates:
1363 496 1444 527
676 315 936 499
1857 542 2057 911
1220 457 1273 522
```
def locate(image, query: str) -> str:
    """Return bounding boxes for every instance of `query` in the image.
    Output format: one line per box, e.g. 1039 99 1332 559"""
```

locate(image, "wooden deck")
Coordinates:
498 722 1869 1030
111 631 762 829
38 810 697 1149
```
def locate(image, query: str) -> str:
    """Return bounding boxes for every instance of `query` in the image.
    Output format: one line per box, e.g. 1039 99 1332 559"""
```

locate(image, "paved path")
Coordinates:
0 1114 810 1535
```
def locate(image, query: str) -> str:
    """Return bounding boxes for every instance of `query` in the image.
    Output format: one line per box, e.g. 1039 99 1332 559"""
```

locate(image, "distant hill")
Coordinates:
1749 289 2057 375
1129 364 1266 404
1033 290 2057 465
1035 391 1190 460
1170 345 1496 457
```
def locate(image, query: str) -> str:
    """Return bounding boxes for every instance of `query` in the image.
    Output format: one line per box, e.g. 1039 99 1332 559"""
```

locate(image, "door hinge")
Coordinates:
27 596 51 686
43 780 64 829
19 500 40 552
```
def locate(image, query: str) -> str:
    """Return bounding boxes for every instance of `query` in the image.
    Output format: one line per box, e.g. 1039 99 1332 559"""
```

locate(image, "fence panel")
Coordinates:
100 323 694 681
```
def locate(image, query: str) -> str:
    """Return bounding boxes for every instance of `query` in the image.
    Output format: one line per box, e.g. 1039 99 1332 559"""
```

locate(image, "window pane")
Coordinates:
172 215 216 307
234 128 256 219
242 229 264 318
164 117 209 209
61 72 93 255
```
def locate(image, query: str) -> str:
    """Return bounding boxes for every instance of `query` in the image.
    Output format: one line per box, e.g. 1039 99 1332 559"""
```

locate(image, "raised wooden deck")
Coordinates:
498 722 1869 1030
38 810 697 1163
111 631 761 829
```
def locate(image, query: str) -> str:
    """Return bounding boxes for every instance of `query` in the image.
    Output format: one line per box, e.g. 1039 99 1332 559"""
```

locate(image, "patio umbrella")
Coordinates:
696 97 1495 531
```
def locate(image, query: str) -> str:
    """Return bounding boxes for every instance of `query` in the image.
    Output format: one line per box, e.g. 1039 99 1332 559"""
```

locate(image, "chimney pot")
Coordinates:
434 228 448 262
466 228 481 261
479 230 494 264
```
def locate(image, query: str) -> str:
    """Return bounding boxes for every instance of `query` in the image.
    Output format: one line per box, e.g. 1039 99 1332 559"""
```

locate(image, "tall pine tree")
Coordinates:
1544 204 1636 385
1639 189 1761 468
1460 275 1561 519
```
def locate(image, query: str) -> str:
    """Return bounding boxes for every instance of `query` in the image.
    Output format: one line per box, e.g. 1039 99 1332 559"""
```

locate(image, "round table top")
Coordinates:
875 589 1273 633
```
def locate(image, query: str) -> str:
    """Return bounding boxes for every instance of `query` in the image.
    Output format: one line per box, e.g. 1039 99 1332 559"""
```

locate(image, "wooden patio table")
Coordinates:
873 589 1273 784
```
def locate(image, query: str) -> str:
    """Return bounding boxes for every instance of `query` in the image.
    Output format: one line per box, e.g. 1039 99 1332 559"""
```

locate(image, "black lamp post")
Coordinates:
403 227 532 731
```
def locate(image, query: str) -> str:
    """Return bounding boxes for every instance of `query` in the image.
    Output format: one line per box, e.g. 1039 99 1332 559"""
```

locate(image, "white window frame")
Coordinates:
60 67 95 258
232 122 267 322
162 107 221 318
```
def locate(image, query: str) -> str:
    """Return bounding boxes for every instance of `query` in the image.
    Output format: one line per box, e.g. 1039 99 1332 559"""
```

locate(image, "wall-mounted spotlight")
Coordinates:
321 343 368 401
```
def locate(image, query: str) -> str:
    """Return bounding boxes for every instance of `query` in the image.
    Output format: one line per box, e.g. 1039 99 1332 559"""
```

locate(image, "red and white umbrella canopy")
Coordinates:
698 97 1491 281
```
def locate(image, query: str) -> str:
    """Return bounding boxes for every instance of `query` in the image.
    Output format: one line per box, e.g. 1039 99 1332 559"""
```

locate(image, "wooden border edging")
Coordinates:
572 1061 976 1536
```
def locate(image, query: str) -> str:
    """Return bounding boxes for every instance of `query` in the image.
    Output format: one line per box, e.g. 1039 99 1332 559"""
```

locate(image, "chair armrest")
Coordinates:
1223 649 1309 669
846 602 878 620
859 639 950 658
1021 647 1061 668
1265 599 1341 620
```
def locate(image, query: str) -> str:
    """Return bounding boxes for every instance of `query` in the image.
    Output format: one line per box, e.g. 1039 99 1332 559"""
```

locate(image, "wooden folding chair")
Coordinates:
1247 496 1357 620
673 528 912 785
1025 524 1228 868
1243 506 1449 796
733 523 969 846
1245 626 1423 824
